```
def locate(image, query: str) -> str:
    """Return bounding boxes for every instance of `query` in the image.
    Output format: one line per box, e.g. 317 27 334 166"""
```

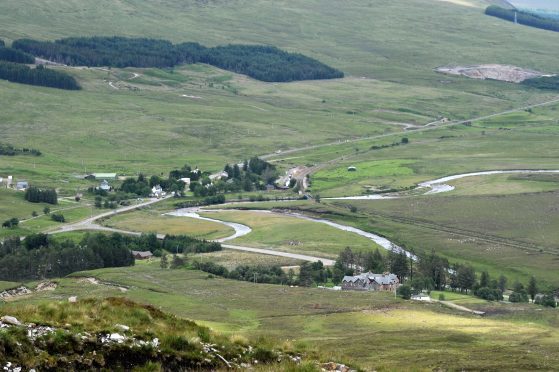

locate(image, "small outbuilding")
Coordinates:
347 166 357 172
16 181 29 191
411 293 431 302
131 251 153 260
85 173 117 180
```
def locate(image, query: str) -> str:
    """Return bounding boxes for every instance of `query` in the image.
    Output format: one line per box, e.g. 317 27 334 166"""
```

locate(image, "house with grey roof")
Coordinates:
341 272 400 292
16 181 29 191
131 251 153 260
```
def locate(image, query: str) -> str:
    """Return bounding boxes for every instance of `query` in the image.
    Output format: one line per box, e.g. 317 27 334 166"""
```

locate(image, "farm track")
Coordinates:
262 95 559 191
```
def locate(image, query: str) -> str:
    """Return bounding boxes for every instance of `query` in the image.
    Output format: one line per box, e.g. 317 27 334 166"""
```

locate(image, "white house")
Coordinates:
151 185 165 198
209 171 228 181
179 177 191 186
99 180 111 191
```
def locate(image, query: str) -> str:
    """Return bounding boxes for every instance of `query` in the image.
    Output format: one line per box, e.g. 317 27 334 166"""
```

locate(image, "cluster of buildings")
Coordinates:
0 175 29 191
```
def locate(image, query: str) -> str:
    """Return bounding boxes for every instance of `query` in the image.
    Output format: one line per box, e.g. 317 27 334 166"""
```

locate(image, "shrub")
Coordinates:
535 293 557 308
474 287 503 301
397 285 412 300
2 218 19 228
50 213 65 223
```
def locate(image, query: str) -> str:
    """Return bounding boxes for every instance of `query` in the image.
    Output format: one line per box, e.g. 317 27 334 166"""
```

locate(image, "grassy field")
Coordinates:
2 264 558 370
2 0 559 191
0 281 21 291
199 210 380 258
191 250 303 270
445 173 559 196
102 209 235 240
0 188 95 238
218 198 559 287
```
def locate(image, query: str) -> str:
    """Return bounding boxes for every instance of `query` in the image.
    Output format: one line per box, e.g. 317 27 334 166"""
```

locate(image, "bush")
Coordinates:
1 217 19 228
50 213 65 222
509 290 529 303
397 284 412 300
474 287 503 301
535 293 557 308
438 293 446 301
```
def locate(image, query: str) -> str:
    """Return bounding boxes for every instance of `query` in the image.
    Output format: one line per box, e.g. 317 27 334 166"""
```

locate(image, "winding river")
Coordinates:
166 170 559 263
167 208 415 260
330 169 559 199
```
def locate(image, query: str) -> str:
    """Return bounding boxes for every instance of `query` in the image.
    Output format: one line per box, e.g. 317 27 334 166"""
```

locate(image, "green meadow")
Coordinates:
199 210 380 258
102 209 235 240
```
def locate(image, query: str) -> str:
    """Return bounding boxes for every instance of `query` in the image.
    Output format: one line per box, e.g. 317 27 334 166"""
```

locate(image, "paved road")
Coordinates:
50 196 171 235
221 244 334 265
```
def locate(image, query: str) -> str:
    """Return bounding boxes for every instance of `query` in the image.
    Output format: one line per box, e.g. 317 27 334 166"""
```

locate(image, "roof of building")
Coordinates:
93 173 117 179
131 250 153 258
342 272 399 285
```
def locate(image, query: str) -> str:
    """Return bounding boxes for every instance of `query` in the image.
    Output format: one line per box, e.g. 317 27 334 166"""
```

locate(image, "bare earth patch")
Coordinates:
435 64 550 83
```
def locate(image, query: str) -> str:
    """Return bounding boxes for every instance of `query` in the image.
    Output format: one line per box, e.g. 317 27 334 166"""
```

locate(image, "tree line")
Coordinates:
0 233 134 281
0 143 41 156
522 75 559 90
24 186 58 204
192 259 330 286
12 36 344 82
0 61 80 90
120 173 187 197
485 5 559 33
0 47 35 64
189 157 279 198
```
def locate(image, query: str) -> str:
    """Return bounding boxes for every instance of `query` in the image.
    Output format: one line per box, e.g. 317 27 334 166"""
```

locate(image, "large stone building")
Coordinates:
341 272 400 292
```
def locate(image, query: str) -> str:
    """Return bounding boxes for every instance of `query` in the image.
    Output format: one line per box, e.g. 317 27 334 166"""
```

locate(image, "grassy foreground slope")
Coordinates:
3 264 559 371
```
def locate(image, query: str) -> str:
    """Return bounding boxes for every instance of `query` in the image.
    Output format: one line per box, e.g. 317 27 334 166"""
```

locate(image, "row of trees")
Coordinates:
24 186 58 204
0 61 80 90
0 47 35 64
485 6 559 33
187 157 279 198
12 37 344 82
0 233 134 281
523 75 559 91
192 261 292 285
0 143 41 156
120 173 187 197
